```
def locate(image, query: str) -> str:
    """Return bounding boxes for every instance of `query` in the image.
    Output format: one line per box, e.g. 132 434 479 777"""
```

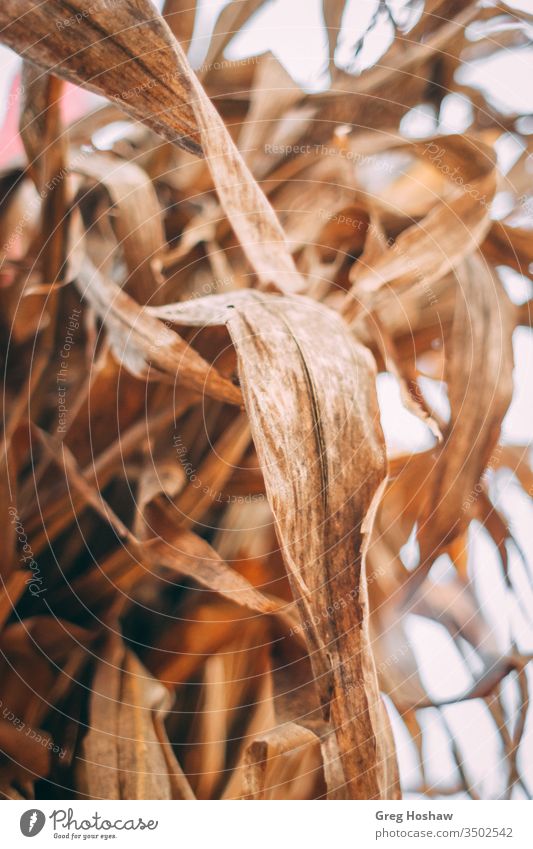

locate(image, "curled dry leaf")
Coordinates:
152 289 399 798
414 253 514 583
0 0 302 295
0 0 531 804
74 257 242 405
71 152 166 303
345 135 497 315
78 634 195 799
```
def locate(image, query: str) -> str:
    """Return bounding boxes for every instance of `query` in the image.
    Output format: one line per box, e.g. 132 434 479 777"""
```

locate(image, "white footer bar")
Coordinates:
4 799 532 848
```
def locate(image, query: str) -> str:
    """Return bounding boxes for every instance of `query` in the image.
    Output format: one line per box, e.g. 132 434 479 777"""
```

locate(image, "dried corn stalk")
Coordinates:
0 0 531 801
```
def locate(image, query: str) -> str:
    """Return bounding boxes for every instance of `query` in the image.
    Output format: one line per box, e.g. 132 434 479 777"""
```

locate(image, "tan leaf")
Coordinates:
78 635 194 799
151 289 399 798
0 0 302 294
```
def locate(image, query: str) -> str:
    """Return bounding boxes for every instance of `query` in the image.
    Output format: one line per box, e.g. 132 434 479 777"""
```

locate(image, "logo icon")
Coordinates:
20 810 46 837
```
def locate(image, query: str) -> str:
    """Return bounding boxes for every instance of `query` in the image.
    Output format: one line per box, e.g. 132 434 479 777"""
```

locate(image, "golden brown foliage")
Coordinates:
0 0 531 800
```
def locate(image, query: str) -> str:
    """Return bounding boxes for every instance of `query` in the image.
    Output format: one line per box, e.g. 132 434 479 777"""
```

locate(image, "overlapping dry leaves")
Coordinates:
0 0 531 800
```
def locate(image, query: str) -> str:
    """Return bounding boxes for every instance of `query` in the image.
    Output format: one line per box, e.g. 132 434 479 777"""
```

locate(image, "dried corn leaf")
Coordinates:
151 289 399 798
0 0 302 294
78 635 194 799
415 254 514 578
0 0 531 805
